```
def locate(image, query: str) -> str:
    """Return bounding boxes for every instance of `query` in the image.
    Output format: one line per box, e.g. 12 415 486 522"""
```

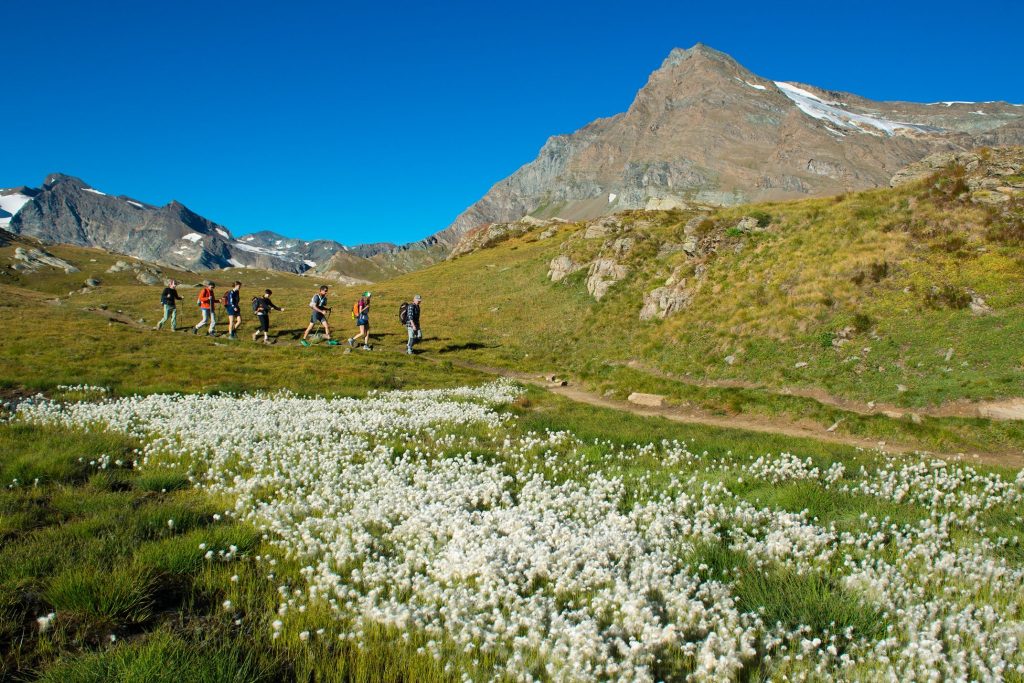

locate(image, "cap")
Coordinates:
413 295 422 302
363 291 372 297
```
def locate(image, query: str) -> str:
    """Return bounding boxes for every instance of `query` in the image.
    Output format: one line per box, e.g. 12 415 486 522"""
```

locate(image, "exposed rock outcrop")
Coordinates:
586 258 628 300
12 246 79 273
434 44 1024 246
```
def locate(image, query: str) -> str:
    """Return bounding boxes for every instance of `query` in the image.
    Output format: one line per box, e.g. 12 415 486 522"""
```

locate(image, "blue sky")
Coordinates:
3 0 1022 245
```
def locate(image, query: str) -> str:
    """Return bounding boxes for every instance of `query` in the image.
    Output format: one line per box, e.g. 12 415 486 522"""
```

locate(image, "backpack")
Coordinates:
352 300 360 320
197 287 211 307
221 293 230 307
251 296 261 314
398 302 409 325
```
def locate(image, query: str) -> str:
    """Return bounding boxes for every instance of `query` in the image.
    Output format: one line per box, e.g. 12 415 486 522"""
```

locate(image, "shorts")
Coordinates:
356 314 369 327
256 314 269 332
310 311 326 324
225 305 240 316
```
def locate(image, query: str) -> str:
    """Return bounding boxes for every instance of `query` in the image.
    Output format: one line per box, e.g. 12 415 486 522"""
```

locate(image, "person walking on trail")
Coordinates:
224 281 242 339
348 291 372 350
192 281 217 336
301 285 332 346
155 279 183 331
401 294 422 355
251 289 283 345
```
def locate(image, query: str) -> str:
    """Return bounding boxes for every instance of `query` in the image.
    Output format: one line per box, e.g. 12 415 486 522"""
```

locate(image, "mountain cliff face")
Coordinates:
439 44 1024 248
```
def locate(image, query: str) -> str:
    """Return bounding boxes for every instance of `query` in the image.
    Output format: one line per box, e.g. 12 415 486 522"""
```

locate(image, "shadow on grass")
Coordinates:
437 342 499 354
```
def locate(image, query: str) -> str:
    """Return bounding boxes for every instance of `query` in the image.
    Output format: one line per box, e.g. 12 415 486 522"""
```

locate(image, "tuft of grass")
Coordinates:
44 565 156 625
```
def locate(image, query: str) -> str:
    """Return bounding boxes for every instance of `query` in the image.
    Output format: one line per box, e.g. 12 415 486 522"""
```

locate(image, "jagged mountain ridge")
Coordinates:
3 174 438 278
437 43 1024 248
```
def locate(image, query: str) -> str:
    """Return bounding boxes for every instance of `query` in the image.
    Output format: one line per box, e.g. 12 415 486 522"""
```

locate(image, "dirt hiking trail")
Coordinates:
432 358 1024 469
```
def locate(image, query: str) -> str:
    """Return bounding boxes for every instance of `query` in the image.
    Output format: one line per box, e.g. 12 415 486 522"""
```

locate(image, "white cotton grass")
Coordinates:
15 380 1024 681
36 612 56 633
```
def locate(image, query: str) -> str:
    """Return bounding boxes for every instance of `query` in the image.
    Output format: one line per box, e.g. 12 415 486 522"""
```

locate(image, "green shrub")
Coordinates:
925 284 971 310
749 210 772 228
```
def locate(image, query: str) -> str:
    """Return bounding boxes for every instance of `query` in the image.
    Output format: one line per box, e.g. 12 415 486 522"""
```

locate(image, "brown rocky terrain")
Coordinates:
439 44 1024 248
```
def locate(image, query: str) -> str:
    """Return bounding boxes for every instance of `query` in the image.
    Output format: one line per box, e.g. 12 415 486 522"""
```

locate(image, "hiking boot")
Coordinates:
361 344 371 351
192 327 199 335
347 338 354 347
229 333 237 339
207 332 217 337
406 347 413 355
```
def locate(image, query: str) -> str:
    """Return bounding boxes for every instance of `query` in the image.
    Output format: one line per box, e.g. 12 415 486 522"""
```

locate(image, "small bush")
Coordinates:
852 313 874 333
749 210 772 228
869 261 890 282
925 284 971 310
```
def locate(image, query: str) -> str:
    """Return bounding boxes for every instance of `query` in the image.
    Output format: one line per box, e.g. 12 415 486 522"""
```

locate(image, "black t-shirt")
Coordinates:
407 303 420 326
255 297 281 315
161 287 182 306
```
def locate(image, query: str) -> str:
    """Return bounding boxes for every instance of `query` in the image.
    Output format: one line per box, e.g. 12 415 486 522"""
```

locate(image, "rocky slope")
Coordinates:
440 44 1024 250
3 175 414 277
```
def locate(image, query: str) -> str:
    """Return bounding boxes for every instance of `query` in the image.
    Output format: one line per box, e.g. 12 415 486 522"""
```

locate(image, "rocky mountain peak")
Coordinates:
437 45 1024 244
43 173 88 189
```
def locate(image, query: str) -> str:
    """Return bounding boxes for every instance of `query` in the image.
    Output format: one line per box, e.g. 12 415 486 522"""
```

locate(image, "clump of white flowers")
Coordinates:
16 380 1024 681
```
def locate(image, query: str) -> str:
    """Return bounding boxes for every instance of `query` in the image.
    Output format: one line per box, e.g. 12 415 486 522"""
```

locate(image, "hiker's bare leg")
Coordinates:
323 321 331 339
302 322 314 340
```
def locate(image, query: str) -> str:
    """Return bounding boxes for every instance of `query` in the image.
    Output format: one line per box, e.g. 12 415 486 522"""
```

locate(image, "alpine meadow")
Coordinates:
3 27 1024 683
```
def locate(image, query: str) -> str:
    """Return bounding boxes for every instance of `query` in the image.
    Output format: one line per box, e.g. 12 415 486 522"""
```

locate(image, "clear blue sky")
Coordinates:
3 0 1021 245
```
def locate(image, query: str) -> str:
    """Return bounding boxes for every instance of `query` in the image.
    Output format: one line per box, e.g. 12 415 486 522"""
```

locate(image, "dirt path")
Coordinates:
619 360 1024 422
432 358 1024 468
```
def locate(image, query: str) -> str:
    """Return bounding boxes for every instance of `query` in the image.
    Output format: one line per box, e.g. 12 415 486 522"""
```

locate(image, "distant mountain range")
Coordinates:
4 43 1022 278
0 174 440 280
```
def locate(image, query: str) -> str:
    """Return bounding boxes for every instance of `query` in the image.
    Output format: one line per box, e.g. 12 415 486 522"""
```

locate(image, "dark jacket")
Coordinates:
161 287 183 307
255 297 282 316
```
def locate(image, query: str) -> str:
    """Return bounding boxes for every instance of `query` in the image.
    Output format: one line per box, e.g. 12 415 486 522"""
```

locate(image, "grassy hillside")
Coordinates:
358 150 1024 407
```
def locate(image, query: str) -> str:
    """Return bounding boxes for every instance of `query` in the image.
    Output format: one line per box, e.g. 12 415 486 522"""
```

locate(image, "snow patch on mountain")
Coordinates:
0 193 33 226
82 188 107 196
775 82 937 136
233 241 287 257
181 233 203 243
216 228 230 239
126 200 144 209
303 260 317 268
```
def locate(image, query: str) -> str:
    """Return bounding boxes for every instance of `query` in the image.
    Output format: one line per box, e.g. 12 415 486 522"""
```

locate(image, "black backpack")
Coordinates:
398 302 409 325
251 296 261 314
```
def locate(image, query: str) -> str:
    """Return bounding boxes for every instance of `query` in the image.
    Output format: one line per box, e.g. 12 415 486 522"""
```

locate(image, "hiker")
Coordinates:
401 294 422 355
155 279 183 331
348 291 372 350
224 281 242 339
300 285 332 345
251 289 283 344
192 281 217 336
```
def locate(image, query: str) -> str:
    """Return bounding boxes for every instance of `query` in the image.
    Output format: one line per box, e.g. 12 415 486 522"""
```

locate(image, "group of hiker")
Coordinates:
155 280 422 353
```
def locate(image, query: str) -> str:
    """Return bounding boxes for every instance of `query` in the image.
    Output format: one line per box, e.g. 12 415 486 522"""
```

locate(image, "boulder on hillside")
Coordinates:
584 216 620 239
108 260 132 273
13 246 79 273
890 152 981 187
548 255 583 283
136 271 162 286
639 281 694 320
586 258 628 300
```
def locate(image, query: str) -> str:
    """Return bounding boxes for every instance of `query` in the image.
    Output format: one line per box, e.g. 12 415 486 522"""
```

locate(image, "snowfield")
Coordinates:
775 82 939 137
14 382 1024 681
0 192 33 226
